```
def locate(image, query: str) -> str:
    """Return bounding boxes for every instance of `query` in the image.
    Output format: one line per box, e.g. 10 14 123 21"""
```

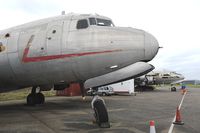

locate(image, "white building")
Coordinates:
109 79 134 94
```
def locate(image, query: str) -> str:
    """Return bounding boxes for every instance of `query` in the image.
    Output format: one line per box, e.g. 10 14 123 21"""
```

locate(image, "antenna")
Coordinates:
61 11 65 15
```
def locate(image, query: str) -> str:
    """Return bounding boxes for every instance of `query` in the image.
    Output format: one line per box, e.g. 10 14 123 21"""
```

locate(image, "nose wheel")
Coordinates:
91 96 110 128
27 87 45 106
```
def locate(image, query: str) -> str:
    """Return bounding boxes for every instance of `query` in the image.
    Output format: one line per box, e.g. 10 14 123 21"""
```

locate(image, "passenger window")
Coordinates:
52 30 56 34
5 33 10 38
89 18 96 25
76 19 88 29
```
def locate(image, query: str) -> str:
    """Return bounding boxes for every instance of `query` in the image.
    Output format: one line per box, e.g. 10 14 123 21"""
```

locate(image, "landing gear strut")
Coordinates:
91 95 110 128
80 83 86 100
27 86 45 105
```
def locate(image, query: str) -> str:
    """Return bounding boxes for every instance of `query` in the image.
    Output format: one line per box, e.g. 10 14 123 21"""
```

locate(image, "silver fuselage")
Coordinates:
0 14 159 91
149 71 184 84
138 70 185 85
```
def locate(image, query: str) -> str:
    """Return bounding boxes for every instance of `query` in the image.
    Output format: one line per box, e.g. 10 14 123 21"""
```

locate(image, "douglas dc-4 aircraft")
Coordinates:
0 13 159 106
135 70 184 91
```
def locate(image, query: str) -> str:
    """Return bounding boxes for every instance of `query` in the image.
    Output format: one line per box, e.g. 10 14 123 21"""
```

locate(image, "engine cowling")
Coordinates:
54 83 70 90
39 85 53 91
145 76 155 84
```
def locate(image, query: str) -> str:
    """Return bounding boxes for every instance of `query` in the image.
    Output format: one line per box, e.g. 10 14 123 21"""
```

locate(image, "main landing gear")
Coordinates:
171 86 177 92
91 95 110 128
170 84 177 92
27 86 45 106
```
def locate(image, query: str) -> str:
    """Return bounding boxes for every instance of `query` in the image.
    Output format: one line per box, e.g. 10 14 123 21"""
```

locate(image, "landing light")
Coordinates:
110 65 118 69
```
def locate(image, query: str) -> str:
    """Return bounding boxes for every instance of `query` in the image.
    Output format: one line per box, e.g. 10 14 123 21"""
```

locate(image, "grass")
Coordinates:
185 84 200 88
154 84 200 89
1 84 199 101
0 88 56 101
173 84 200 88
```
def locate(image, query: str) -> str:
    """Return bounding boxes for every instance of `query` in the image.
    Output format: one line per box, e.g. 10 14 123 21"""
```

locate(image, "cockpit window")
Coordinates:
96 18 114 27
77 19 88 29
89 18 96 25
163 74 170 76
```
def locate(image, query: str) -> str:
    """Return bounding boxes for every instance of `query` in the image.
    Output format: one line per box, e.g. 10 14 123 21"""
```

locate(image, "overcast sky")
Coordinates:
0 0 200 80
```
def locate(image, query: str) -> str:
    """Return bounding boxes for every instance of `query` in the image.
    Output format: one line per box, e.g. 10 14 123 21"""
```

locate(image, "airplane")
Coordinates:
0 12 160 102
0 13 159 125
135 70 184 91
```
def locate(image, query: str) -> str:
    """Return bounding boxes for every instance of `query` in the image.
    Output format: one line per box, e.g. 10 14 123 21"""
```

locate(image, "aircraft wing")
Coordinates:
84 62 154 88
171 79 185 85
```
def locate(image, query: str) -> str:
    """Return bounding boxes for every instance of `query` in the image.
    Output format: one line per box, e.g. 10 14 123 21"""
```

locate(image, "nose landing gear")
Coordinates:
91 95 110 128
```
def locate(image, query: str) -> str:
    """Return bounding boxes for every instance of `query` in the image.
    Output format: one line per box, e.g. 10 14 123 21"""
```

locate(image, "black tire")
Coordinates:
102 93 106 96
171 87 176 92
35 93 45 104
93 99 109 125
27 93 36 106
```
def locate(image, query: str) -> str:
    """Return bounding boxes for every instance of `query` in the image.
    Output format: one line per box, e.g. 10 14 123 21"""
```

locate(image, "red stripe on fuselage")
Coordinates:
22 46 121 63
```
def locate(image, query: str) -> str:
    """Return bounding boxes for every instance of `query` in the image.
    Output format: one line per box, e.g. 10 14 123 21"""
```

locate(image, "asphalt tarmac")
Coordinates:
0 86 200 133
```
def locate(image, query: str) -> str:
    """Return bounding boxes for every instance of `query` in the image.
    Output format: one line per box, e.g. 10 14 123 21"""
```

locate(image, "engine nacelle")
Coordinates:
39 85 53 91
54 83 70 90
145 76 155 84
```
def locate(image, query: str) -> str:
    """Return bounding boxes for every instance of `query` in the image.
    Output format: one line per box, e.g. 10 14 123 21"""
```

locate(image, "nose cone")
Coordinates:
144 32 159 61
178 75 185 80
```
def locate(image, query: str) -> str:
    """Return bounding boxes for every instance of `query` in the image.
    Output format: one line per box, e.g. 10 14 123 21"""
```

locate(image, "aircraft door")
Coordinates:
46 21 63 55
61 20 71 53
9 26 49 85
68 19 95 79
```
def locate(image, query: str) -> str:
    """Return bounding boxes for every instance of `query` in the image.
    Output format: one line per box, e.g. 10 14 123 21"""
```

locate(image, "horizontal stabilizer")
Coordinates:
84 62 154 88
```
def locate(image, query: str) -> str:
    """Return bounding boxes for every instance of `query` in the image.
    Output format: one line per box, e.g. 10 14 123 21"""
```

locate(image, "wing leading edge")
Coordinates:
84 62 154 88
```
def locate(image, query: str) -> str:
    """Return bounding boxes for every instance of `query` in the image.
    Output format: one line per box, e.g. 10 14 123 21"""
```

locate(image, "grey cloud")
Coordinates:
0 0 60 15
151 48 200 80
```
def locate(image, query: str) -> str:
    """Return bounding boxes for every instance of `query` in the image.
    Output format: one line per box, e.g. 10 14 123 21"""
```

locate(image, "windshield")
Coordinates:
89 17 114 27
96 18 114 27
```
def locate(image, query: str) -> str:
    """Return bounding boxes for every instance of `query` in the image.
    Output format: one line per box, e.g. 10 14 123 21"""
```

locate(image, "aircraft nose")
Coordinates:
179 75 185 80
144 32 159 61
